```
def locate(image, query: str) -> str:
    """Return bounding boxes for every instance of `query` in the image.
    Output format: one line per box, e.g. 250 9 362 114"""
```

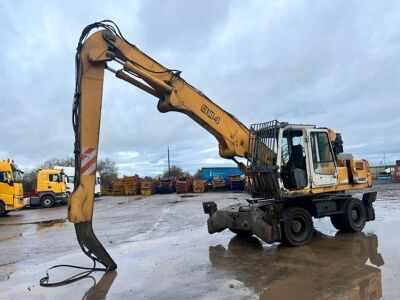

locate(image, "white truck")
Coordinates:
54 166 101 198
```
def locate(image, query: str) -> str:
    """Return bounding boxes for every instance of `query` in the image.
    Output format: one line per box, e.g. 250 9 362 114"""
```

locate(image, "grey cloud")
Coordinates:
0 0 399 176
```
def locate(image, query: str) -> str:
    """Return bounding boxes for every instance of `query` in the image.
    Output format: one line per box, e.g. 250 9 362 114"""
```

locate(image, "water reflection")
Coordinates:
36 218 66 230
82 271 117 300
209 231 384 299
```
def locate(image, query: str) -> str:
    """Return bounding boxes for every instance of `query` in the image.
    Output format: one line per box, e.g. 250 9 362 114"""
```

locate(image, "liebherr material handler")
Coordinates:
69 21 376 271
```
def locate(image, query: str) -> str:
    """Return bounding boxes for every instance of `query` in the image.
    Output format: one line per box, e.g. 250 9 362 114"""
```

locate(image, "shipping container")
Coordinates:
201 167 243 183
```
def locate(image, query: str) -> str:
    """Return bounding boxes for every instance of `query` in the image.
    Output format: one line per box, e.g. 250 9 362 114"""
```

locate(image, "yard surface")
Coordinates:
0 183 399 299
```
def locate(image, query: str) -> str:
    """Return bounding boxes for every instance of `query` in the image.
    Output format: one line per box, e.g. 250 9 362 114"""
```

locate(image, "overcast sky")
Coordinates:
1 0 399 176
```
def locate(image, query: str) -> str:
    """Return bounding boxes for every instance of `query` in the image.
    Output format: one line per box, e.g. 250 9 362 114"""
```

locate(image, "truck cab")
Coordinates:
0 160 25 216
27 169 67 208
54 166 101 198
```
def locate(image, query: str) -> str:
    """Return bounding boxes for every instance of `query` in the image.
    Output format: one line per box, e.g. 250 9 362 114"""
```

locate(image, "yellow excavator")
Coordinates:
69 21 376 271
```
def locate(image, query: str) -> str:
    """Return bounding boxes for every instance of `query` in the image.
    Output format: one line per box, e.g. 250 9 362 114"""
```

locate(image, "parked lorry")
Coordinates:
0 160 25 216
25 169 67 208
54 166 101 197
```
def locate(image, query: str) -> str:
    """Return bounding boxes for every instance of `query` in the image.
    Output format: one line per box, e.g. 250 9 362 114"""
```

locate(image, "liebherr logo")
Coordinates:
201 104 220 124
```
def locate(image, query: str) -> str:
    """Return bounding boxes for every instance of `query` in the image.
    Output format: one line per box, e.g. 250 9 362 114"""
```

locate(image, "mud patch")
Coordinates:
36 218 66 230
128 196 143 202
0 218 67 228
179 195 198 198
169 200 184 205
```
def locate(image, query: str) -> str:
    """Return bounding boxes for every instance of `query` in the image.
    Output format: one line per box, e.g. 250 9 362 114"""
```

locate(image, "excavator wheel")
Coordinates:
280 207 314 246
333 198 366 232
330 214 345 231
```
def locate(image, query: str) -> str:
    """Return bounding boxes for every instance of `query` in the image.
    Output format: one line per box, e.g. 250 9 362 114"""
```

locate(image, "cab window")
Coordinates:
11 164 23 183
0 171 8 183
49 174 60 182
280 129 307 190
311 132 335 175
281 130 306 168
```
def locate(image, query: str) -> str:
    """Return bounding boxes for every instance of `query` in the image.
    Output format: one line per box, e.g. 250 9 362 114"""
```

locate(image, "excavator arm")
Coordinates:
69 21 275 270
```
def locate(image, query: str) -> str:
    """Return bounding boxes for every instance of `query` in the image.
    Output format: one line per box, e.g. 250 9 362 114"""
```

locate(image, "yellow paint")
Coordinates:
36 169 66 194
327 128 336 142
0 160 25 213
193 180 206 193
337 167 349 184
140 189 153 197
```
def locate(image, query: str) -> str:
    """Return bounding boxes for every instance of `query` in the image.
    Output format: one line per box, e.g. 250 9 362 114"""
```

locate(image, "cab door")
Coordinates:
0 171 14 205
48 173 62 193
308 130 337 187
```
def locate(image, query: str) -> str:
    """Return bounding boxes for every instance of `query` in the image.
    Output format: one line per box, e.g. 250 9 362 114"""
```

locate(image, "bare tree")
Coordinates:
193 168 202 179
40 156 75 169
97 158 118 187
22 169 36 193
162 165 184 178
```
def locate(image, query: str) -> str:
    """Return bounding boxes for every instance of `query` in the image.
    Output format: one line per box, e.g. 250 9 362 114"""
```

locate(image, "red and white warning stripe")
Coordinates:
81 147 97 176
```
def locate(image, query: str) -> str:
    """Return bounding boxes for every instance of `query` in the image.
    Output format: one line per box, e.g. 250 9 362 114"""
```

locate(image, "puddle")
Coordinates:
127 196 143 202
169 200 184 205
36 219 66 230
209 231 384 299
0 218 67 228
179 195 198 198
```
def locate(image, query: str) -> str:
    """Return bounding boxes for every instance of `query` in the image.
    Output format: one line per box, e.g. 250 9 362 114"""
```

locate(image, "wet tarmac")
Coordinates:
0 183 399 299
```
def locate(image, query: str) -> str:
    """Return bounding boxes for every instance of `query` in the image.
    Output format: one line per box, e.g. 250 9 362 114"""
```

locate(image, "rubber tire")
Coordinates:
330 214 345 231
340 198 366 232
0 202 5 217
40 196 55 208
229 228 254 237
280 207 314 246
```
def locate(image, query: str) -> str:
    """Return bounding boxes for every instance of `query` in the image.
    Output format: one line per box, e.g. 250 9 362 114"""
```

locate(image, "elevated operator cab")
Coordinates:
246 120 372 199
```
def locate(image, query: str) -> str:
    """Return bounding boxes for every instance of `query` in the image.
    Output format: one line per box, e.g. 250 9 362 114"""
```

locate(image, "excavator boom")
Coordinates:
69 21 275 270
